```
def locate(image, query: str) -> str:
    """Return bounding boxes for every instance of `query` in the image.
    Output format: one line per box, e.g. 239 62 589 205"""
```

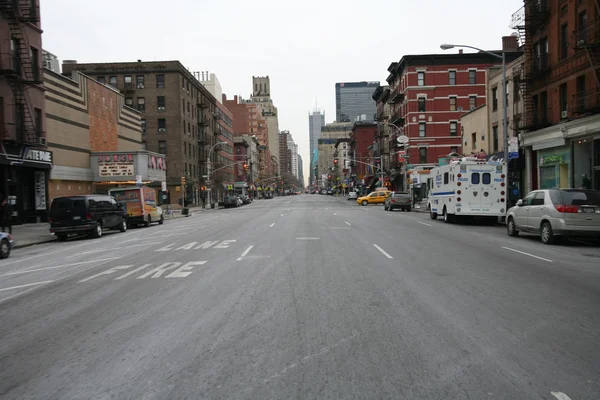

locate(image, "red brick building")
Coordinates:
214 101 234 186
349 122 377 188
0 0 49 223
386 50 522 169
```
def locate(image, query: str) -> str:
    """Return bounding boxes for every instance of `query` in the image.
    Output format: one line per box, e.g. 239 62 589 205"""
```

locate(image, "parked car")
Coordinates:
223 195 240 208
506 189 600 244
356 189 391 206
384 192 412 211
0 232 14 259
348 191 358 200
49 195 127 241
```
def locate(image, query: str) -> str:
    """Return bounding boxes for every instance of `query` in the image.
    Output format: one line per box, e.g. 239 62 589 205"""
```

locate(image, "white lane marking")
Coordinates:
417 221 432 227
0 257 122 276
325 208 328 210
296 237 321 240
551 392 572 400
114 264 152 280
0 281 54 292
344 221 351 226
287 209 290 211
333 213 337 216
67 242 163 258
270 223 275 228
237 246 254 261
373 244 393 259
281 214 284 216
502 246 553 263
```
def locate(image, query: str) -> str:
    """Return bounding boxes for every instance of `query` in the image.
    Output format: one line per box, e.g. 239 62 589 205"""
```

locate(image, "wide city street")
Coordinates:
1 195 599 400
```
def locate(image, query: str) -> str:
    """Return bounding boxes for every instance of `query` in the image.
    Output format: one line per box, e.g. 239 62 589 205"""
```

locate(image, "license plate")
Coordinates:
73 216 81 220
580 207 595 214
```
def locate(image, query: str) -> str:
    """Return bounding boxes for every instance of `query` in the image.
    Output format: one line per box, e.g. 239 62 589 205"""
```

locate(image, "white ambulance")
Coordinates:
426 158 508 223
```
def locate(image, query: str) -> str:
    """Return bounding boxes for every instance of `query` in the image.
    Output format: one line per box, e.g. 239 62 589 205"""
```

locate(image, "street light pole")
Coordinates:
207 141 227 209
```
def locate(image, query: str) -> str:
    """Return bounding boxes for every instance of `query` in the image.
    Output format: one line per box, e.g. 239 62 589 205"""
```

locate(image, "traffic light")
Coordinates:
181 176 186 186
333 159 339 166
243 163 249 171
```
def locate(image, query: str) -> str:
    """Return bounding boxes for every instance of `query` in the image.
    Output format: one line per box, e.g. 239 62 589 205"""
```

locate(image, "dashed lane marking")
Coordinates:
270 223 275 228
344 221 351 226
0 257 122 277
237 246 254 261
417 221 432 227
373 244 393 259
0 281 54 292
502 246 553 263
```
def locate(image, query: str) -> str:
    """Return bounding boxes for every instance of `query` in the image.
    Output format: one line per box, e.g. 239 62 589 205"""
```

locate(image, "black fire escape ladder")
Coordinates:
0 0 43 146
511 5 535 131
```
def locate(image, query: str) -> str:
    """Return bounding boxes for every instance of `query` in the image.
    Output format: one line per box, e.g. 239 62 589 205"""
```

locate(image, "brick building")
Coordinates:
0 0 49 223
279 130 291 175
349 121 377 190
511 0 600 192
61 60 223 206
385 50 522 172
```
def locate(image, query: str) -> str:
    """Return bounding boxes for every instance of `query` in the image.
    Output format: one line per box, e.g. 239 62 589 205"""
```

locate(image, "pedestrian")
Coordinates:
1 197 13 235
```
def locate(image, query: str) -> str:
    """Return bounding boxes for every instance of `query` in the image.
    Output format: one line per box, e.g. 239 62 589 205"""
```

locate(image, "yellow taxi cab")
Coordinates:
356 189 392 206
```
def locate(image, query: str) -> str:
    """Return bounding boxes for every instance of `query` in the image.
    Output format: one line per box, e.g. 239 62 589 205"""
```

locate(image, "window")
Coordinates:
141 119 146 133
443 172 449 184
450 146 458 154
187 102 191 114
419 122 426 137
469 70 476 84
469 96 477 109
492 87 498 111
418 97 426 112
419 148 427 163
97 76 105 84
472 173 480 184
540 91 548 122
449 96 457 111
561 24 569 60
136 75 144 88
188 122 191 134
124 75 132 88
449 71 456 85
109 76 117 87
471 132 477 150
182 98 185 113
184 143 187 156
417 72 425 86
158 140 167 155
158 118 166 131
34 107 42 137
493 125 499 151
142 142 147 150
559 83 568 115
482 173 491 185
157 96 166 109
125 97 133 107
450 121 457 136
156 74 165 88
578 11 588 43
30 47 39 80
137 97 145 112
576 74 586 111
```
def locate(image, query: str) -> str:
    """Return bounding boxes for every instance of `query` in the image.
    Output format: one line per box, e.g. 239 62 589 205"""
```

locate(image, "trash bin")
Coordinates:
211 203 215 209
182 207 189 216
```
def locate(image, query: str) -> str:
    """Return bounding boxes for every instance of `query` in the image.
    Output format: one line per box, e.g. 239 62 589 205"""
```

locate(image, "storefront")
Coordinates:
0 144 53 224
538 146 571 189
572 136 600 190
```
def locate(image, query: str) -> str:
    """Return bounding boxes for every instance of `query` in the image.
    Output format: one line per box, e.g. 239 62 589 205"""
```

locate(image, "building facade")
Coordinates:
279 130 291 175
308 109 325 185
44 69 165 201
335 81 380 122
511 0 600 192
0 0 49 223
318 122 353 187
297 154 304 187
61 60 222 206
386 49 523 170
349 122 378 190
248 76 280 166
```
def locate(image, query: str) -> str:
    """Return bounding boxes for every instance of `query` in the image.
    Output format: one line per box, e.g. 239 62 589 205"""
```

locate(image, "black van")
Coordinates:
49 195 127 241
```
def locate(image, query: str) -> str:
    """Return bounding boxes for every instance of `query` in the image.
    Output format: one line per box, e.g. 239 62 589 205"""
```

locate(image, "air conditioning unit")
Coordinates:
561 110 568 119
137 84 145 89
38 137 47 146
470 105 476 110
158 106 165 111
158 128 166 132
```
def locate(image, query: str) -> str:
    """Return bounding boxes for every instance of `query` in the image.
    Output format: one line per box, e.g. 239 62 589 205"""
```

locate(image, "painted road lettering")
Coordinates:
79 261 207 282
156 240 236 252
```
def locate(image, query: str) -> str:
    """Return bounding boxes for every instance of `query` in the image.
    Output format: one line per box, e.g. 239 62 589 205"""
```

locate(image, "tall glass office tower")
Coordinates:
308 109 325 185
335 81 380 122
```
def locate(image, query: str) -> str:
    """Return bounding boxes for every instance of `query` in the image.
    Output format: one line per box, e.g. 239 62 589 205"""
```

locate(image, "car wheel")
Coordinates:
362 200 368 206
158 215 164 225
119 220 127 232
56 233 68 242
507 217 519 237
384 204 388 210
443 208 452 224
540 221 555 244
145 216 151 227
91 222 103 238
407 207 412 212
0 238 10 259
430 208 437 220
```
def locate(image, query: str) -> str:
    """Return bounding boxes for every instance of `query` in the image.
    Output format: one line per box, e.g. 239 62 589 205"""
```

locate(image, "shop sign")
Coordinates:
24 148 52 164
34 171 46 210
539 155 565 166
97 153 135 177
148 155 167 170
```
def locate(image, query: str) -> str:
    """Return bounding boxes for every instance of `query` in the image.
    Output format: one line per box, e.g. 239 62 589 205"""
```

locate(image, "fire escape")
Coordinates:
0 0 43 146
510 0 550 132
571 11 600 115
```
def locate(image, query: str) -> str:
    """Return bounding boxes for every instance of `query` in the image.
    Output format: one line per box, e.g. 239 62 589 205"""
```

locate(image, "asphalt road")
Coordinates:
1 195 599 400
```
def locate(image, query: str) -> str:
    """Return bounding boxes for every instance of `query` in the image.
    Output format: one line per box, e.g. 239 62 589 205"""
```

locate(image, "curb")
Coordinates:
14 238 57 250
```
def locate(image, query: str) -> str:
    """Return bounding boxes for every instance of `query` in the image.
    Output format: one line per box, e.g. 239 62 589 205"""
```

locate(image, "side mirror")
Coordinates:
516 199 523 207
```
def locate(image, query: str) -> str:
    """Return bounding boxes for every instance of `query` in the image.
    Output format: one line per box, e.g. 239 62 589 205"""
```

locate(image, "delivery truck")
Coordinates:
109 186 163 227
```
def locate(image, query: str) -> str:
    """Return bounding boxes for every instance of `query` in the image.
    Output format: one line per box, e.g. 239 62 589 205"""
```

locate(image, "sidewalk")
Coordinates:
10 205 218 250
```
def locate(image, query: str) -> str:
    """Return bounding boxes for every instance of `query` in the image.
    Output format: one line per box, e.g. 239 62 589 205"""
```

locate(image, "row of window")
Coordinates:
0 96 43 137
440 171 492 185
414 122 458 137
413 95 479 112
415 70 477 87
98 74 165 89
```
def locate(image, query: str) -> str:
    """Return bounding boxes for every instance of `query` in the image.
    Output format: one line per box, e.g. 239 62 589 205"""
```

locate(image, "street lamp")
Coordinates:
207 141 227 208
440 43 508 165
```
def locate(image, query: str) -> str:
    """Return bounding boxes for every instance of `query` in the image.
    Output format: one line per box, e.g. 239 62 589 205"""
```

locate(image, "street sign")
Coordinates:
161 181 167 191
396 135 409 144
136 175 142 187
398 151 406 155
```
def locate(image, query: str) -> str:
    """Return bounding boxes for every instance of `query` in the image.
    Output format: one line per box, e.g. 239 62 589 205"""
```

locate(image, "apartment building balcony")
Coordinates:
388 86 405 104
389 109 405 126
573 17 600 49
571 86 600 115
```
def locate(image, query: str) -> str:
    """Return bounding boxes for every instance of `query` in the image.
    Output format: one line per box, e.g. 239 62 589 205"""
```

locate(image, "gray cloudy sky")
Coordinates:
41 0 524 185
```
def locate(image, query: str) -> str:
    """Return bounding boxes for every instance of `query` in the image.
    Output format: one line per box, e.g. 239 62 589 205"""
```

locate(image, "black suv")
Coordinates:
49 195 127 241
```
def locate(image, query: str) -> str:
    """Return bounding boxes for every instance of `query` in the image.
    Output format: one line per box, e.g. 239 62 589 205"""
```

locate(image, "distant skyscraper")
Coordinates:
297 154 304 187
309 109 325 185
335 81 380 122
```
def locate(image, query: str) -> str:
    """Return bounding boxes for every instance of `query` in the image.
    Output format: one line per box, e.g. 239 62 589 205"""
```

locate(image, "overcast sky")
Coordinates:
41 0 524 186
